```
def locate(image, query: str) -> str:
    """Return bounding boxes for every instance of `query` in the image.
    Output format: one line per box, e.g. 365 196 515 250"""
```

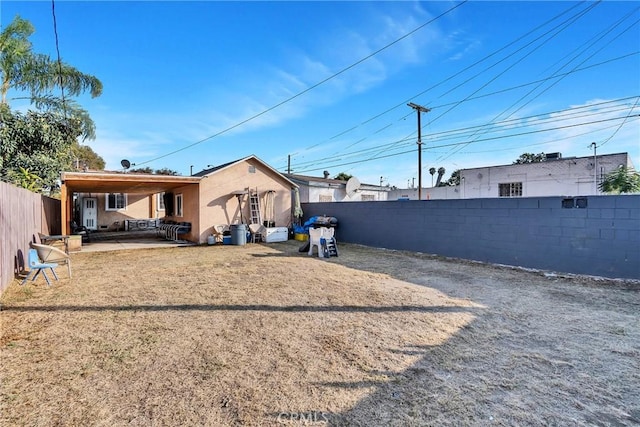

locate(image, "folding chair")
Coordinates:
30 242 72 278
21 249 59 287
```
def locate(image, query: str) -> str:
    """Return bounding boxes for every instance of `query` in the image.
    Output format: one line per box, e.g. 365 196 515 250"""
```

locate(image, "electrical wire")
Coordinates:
133 1 468 167
296 1 591 154
51 0 66 117
292 114 639 174
293 1 607 170
289 96 639 169
599 96 640 147
437 6 640 163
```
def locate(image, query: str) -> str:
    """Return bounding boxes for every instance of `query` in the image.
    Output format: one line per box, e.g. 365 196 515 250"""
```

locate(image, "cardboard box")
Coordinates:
68 235 82 252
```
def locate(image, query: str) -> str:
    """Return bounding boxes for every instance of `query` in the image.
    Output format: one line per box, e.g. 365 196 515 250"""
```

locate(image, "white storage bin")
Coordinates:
264 227 288 243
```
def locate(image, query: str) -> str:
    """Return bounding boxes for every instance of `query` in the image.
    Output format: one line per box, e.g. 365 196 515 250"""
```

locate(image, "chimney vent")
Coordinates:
323 171 330 179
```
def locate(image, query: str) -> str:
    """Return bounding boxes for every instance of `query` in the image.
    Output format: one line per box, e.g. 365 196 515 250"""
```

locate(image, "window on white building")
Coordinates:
157 192 165 211
499 182 523 197
361 194 376 201
175 193 183 216
106 193 127 210
319 195 332 202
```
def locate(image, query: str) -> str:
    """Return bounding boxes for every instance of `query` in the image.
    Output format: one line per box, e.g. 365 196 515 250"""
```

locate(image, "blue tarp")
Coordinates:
295 216 338 234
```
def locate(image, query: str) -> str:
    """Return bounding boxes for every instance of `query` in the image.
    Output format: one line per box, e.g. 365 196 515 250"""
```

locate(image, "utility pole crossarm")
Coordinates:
407 102 431 200
407 102 431 114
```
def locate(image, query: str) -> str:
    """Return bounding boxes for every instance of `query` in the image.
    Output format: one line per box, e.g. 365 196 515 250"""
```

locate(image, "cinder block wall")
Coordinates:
302 195 640 280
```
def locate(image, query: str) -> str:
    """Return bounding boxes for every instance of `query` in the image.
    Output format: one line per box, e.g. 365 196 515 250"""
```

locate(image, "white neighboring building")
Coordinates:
388 152 635 200
286 173 390 202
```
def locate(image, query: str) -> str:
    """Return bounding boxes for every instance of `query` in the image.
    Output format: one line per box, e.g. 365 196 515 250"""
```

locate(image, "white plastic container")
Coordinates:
264 227 288 243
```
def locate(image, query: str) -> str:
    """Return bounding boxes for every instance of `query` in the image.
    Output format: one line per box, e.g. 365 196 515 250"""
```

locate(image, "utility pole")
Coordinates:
591 142 597 194
407 102 431 200
287 155 291 175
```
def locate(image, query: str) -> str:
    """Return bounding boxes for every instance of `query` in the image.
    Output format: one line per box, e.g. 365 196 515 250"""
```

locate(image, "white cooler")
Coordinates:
264 227 288 243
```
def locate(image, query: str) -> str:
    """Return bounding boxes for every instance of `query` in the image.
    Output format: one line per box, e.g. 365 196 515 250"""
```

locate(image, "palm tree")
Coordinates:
0 16 102 140
429 167 436 187
436 167 446 186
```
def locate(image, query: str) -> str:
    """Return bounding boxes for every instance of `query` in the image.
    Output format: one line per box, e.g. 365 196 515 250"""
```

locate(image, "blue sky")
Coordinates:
3 1 639 187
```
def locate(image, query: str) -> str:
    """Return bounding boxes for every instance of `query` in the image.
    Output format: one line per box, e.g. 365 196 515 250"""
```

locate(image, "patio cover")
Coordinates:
59 171 201 234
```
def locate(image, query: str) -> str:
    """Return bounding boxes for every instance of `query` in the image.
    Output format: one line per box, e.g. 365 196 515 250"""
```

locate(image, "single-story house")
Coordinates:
286 172 390 202
60 155 298 244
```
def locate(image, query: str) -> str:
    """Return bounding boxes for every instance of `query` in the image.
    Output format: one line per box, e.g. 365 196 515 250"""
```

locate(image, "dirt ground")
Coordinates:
1 240 639 426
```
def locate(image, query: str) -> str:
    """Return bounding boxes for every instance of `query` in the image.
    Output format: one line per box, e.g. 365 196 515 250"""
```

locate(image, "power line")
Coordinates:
286 51 640 171
288 96 639 169
134 1 468 167
431 0 602 163
292 114 640 174
294 1 592 156
51 0 66 117
599 96 640 147
436 7 639 163
290 1 612 168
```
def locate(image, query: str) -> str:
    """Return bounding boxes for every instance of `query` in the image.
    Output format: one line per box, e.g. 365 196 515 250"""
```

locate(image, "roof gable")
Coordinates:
194 155 297 188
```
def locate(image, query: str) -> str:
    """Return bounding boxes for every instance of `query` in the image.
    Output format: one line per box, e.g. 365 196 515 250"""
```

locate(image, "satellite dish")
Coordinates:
345 177 361 197
121 159 131 169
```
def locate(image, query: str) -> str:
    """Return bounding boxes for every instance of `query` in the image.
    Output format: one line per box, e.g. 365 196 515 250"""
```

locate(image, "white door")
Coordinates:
82 197 98 230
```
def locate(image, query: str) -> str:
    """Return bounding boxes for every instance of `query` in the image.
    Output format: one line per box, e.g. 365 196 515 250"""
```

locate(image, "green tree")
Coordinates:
7 166 42 192
514 152 546 164
334 172 352 181
0 106 82 192
154 167 179 176
446 169 461 186
0 15 102 140
599 166 640 194
69 143 105 170
128 167 178 175
130 167 154 174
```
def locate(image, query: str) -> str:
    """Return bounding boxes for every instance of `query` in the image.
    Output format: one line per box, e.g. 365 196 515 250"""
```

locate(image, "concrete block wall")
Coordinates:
302 195 640 280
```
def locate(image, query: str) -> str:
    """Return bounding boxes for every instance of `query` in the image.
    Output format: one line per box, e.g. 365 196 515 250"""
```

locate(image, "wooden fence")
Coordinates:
0 181 61 293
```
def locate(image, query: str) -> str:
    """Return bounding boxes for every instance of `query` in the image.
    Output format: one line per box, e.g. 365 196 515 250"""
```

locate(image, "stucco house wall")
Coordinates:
70 156 295 244
287 174 389 202
195 157 295 244
80 193 154 231
161 184 201 242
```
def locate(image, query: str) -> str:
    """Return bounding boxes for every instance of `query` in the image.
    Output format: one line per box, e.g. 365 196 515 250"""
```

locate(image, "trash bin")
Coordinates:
230 224 247 245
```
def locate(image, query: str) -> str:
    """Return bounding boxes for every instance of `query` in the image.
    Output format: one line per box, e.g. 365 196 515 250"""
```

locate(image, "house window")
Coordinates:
319 195 332 202
175 193 183 216
157 193 165 211
499 182 523 197
106 193 127 210
361 194 376 201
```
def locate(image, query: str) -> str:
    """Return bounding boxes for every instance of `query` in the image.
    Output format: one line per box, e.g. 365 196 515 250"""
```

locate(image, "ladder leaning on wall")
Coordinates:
249 189 261 225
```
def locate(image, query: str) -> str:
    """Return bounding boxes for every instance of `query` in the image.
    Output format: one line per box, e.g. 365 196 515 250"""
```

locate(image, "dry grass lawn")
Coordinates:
1 240 639 426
